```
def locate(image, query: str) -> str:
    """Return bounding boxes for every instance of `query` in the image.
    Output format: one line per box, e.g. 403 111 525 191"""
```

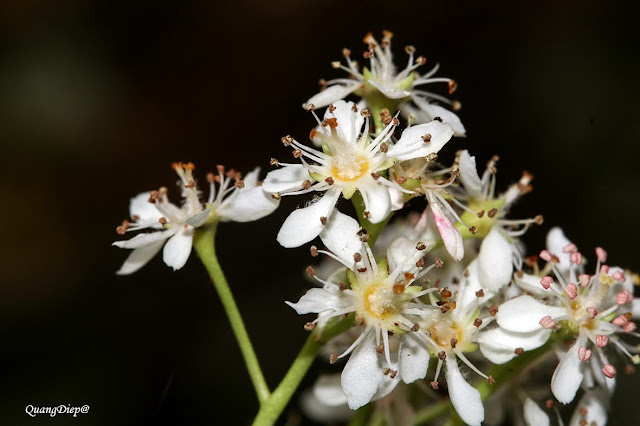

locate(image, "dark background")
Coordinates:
1 0 639 424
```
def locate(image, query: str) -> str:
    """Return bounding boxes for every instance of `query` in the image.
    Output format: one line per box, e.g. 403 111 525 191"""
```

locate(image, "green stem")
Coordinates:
253 315 355 425
351 192 392 247
193 223 271 404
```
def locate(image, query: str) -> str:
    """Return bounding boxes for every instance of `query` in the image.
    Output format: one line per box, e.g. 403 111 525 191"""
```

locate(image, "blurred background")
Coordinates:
1 0 639 424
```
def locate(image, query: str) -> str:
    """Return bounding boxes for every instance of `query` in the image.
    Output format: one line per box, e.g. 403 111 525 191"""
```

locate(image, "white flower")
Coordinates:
286 211 440 409
303 31 465 135
264 100 453 248
492 231 639 404
113 163 278 274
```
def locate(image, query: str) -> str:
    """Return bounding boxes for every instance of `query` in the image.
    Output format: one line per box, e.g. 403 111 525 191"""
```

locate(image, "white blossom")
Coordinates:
113 163 278 274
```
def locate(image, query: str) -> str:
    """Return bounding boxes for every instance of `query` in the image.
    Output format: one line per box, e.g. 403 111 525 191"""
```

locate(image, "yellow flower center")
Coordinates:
363 284 396 320
331 156 370 182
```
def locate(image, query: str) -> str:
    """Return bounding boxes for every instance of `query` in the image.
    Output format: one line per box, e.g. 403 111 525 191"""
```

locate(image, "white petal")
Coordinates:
360 184 391 224
458 150 483 198
633 298 640 319
341 332 384 409
457 260 495 312
431 207 464 261
398 333 429 383
569 390 608 426
371 362 400 401
387 121 454 162
276 188 341 248
112 230 173 249
523 398 550 426
218 187 279 222
446 358 484 426
319 210 362 267
242 167 261 188
186 208 211 228
162 226 194 270
387 237 418 274
478 228 513 291
368 80 411 99
312 374 348 406
304 84 360 110
129 192 163 223
478 327 551 364
285 287 348 315
496 295 567 333
115 240 164 275
326 100 364 144
412 97 466 136
551 339 584 404
262 165 309 193
388 187 404 211
546 227 572 273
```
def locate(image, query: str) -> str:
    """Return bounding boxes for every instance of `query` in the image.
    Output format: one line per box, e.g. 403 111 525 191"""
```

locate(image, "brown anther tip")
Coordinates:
328 104 337 113
426 153 438 162
489 305 499 316
351 104 358 112
389 369 397 379
148 190 160 203
433 116 443 122
338 282 347 291
438 351 447 360
281 135 293 146
324 117 338 129
534 214 544 225
363 50 373 59
380 142 388 153
416 258 426 268
448 80 458 94
305 266 316 277
416 55 427 65
304 322 315 331
545 399 555 409
342 48 351 57
440 305 451 314
476 209 485 218
269 158 279 166
469 226 477 235
225 168 237 179
353 252 362 262
411 323 420 332
329 353 338 364
487 208 498 218
421 133 432 142
487 375 495 385
475 289 485 297
363 211 371 219
331 61 341 69
451 100 462 111
159 217 168 225
325 177 335 185
292 149 303 158
360 108 371 117
376 344 384 354
430 381 439 390
271 192 281 200
473 318 483 328
450 338 458 349
370 172 381 180
234 180 245 189
434 258 444 269
318 78 327 87
171 161 182 170
320 216 328 225
306 104 315 111
204 172 214 183
440 288 452 298
357 267 367 273
405 45 416 54
395 175 408 185
310 246 319 257
301 179 312 190
514 347 524 355
393 283 405 295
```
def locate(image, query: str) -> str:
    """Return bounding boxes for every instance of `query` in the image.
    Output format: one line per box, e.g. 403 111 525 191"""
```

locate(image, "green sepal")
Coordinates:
347 269 360 291
342 186 357 200
309 172 325 183
455 198 506 239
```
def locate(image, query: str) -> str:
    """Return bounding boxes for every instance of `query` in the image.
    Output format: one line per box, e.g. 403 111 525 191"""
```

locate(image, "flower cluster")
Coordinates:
112 31 638 426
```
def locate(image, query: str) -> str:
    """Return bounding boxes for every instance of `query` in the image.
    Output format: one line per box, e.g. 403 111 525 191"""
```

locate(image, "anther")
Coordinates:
539 250 552 262
489 305 499 316
416 258 426 268
545 399 555 409
616 291 633 305
269 158 279 166
363 211 371 219
450 338 457 349
440 288 452 298
351 104 358 112
602 364 616 378
578 274 590 288
363 50 373 59
304 322 315 331
434 258 444 269
438 351 446 360
487 376 495 385
159 217 168 225
380 142 389 153
476 209 485 218
469 226 477 235
292 149 303 158
206 172 215 183
612 314 629 326
389 369 397 379
475 289 485 297
534 215 544 225
271 192 281 200
586 307 598 319
570 252 582 265
429 381 439 389
342 48 351 58
392 117 399 126
596 335 609 347
426 153 438 162
624 322 637 333
353 252 362 262
380 108 392 125
148 190 160 203
474 318 483 327
565 283 578 299
404 45 416 54
330 353 338 364
320 217 328 225
416 242 427 251
393 283 405 294
324 176 335 185
578 346 592 362
360 108 371 117
305 266 316 277
306 104 315 111
595 247 608 263
331 61 341 69
371 172 380 180
416 56 427 65
448 80 458 94
281 135 293 146
539 315 556 329
515 347 524 355
395 175 407 184
328 104 336 113
563 243 578 254
421 133 432 143
452 100 462 111
487 208 498 218
433 116 443 122
310 246 319 257
302 180 312 190
376 344 384 354
234 180 245 189
411 323 420 332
